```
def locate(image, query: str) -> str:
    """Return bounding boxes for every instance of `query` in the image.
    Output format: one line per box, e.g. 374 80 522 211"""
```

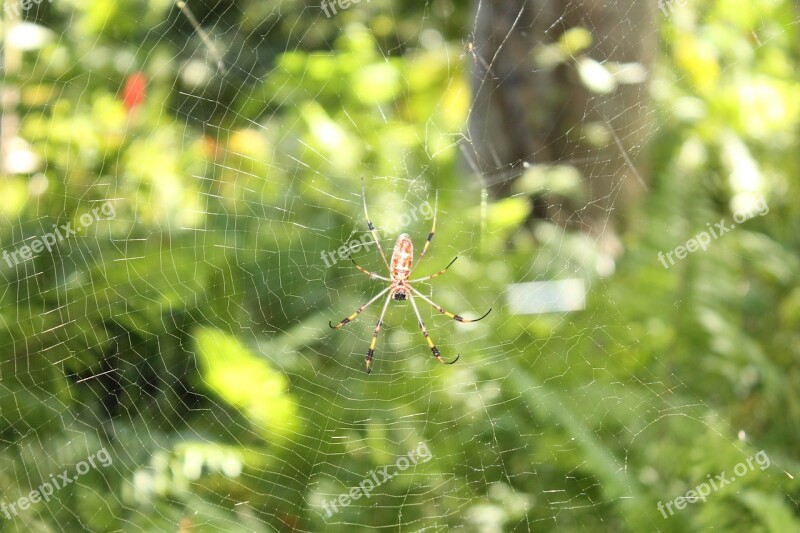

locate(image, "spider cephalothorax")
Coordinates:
329 178 491 374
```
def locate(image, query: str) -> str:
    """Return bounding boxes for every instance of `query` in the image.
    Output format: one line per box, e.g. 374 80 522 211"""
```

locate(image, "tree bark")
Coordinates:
466 0 657 246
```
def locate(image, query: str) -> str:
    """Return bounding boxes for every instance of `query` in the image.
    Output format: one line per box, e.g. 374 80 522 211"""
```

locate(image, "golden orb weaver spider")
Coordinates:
329 178 492 374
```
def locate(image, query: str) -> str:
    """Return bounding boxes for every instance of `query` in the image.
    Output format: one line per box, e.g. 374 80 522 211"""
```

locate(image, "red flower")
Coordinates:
122 72 147 111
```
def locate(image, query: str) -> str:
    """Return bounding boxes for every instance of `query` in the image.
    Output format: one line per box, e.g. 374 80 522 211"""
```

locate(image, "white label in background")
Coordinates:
506 279 586 314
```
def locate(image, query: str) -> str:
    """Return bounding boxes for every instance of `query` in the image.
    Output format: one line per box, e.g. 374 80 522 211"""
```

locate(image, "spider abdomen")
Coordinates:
391 233 414 281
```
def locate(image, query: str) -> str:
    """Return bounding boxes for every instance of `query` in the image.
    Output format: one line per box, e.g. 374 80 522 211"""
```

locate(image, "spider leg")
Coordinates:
408 292 459 366
361 177 392 272
408 285 492 323
348 254 390 281
329 287 391 329
365 291 393 374
409 256 458 283
409 189 437 276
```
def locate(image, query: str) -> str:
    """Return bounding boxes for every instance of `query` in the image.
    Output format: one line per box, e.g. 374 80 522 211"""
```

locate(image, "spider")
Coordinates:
329 178 492 374
461 36 495 78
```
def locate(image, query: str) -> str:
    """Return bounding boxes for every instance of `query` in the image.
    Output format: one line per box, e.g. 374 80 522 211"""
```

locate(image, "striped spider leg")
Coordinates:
329 179 491 373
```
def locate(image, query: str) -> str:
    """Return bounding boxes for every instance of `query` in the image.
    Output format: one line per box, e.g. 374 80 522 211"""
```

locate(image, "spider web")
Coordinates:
1 0 797 531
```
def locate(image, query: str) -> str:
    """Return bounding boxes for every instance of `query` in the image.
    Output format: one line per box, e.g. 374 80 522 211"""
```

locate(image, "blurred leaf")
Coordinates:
194 328 299 441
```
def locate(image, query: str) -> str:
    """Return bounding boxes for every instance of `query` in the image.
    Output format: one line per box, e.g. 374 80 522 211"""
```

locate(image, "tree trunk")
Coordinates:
466 0 657 249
